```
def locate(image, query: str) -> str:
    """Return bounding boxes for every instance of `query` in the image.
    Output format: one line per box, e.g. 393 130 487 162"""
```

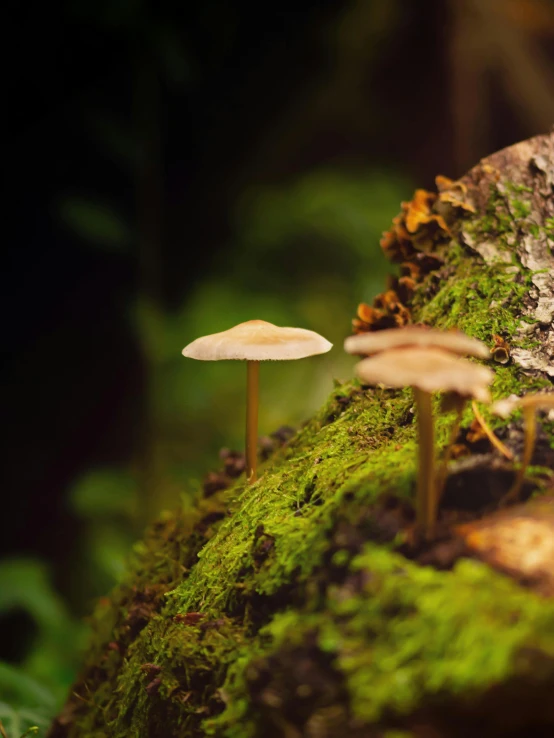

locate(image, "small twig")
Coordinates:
502 405 537 504
471 400 513 460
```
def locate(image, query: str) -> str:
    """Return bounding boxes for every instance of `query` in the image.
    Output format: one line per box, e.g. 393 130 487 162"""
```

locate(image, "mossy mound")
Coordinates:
50 133 554 738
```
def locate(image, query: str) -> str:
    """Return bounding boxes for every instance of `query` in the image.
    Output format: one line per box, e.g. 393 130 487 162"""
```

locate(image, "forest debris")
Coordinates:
203 427 296 495
456 497 554 596
140 663 161 674
173 612 206 626
145 677 162 696
203 471 230 497
449 443 471 459
219 448 246 478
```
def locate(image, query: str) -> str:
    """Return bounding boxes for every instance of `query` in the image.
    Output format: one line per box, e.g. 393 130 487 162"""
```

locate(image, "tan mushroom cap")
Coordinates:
345 325 490 359
355 347 494 402
492 392 554 419
182 319 333 361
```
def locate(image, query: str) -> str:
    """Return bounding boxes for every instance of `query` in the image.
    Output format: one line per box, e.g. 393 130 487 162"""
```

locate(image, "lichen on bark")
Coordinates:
50 133 554 738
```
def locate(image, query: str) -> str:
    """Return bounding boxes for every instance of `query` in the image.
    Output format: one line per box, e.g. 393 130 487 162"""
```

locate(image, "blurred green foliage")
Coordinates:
58 198 132 252
69 469 140 594
0 560 86 736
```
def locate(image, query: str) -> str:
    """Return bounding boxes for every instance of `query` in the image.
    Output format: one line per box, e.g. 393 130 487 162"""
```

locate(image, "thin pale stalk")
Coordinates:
246 360 260 483
471 400 513 460
505 406 536 503
414 388 435 537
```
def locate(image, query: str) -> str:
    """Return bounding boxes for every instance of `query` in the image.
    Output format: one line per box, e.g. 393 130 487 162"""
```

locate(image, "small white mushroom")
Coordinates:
492 392 554 502
356 347 494 536
182 320 332 482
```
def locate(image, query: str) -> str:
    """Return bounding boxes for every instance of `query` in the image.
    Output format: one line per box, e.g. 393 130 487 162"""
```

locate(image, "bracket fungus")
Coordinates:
492 392 554 503
345 326 493 537
182 320 332 483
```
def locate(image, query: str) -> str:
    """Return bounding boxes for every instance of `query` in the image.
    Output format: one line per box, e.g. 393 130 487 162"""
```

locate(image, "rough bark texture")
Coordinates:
458 132 554 375
50 133 553 738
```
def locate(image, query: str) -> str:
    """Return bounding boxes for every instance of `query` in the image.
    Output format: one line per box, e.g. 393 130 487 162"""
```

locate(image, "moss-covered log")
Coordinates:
50 132 553 738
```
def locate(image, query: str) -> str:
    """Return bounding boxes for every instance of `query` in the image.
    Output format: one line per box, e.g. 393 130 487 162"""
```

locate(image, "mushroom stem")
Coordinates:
505 405 537 503
413 387 435 537
246 360 260 483
471 400 513 461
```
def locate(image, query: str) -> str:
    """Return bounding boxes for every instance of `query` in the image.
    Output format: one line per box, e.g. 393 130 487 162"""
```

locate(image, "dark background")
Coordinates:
2 0 553 727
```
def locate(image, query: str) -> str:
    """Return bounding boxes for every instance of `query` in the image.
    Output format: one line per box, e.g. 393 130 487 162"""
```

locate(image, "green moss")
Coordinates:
209 548 554 734
414 251 527 340
72 360 552 736
505 183 533 195
332 551 554 723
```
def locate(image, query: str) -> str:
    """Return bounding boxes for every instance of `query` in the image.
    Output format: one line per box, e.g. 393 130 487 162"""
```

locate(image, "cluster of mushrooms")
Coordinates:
183 320 553 538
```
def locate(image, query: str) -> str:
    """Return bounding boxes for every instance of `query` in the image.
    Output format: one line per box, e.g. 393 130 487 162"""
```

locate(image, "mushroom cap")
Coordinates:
182 319 333 361
492 392 554 418
345 325 490 359
355 347 494 402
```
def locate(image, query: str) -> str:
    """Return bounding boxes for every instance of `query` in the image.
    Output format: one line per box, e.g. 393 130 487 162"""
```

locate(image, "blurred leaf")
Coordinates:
0 699 51 738
86 524 134 583
69 468 138 519
0 666 56 710
58 197 132 251
234 168 409 302
0 561 67 634
236 169 408 258
0 561 84 708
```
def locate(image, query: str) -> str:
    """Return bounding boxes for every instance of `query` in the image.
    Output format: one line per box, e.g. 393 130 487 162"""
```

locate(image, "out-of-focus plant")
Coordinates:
68 468 140 596
57 198 132 253
0 560 86 736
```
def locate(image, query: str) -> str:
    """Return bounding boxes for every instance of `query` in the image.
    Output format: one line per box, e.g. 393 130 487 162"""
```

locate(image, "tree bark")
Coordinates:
50 132 553 738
